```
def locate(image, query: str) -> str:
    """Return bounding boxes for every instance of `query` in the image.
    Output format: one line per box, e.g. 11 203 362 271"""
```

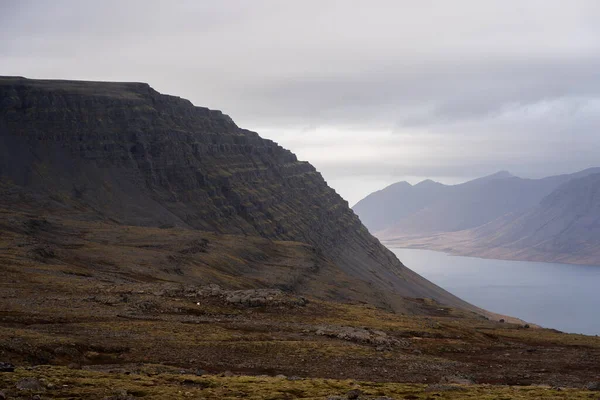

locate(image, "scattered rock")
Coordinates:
440 375 474 385
197 285 308 307
222 370 234 377
425 384 467 392
132 299 159 312
229 289 306 307
196 284 223 297
54 346 81 358
346 389 363 399
0 390 5 400
315 325 409 348
195 368 206 376
103 389 135 400
32 395 42 400
68 363 82 370
275 374 287 379
0 362 15 372
287 375 302 381
586 382 600 391
16 377 45 391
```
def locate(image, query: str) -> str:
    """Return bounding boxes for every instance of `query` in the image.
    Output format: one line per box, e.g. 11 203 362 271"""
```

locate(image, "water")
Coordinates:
389 247 600 336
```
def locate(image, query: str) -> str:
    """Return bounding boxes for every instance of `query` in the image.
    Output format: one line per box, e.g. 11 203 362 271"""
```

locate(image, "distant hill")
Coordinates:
371 171 600 265
351 180 444 233
354 168 600 238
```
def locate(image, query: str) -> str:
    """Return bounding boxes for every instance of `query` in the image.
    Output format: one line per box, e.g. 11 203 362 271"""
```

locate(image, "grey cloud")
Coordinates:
2 0 600 202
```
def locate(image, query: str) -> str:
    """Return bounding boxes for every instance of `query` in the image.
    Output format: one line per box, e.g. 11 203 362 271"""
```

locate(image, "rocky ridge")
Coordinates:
0 76 471 311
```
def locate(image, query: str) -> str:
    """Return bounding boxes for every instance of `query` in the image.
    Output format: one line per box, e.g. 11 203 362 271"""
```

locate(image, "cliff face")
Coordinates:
0 77 472 311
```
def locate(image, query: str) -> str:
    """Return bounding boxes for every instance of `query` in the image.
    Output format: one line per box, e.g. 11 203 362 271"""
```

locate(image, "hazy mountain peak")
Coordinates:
387 181 413 189
355 167 600 240
488 170 514 179
461 170 516 186
415 179 443 188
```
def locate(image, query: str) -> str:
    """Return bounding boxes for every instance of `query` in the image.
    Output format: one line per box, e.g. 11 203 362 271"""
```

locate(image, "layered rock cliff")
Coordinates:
0 76 474 311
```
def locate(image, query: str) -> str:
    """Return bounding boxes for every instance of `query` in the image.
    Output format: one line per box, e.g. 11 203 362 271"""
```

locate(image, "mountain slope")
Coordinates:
352 180 445 232
462 172 600 264
0 76 474 312
384 173 600 265
354 168 600 238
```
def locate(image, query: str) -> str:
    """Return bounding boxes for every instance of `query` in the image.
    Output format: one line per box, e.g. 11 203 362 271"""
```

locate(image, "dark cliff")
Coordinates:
0 76 474 311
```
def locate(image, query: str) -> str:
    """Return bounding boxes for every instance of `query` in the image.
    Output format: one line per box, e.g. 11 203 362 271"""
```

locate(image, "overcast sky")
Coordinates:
2 1 600 204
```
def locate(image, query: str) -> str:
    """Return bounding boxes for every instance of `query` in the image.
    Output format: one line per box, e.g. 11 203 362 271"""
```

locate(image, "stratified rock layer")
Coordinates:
0 76 472 311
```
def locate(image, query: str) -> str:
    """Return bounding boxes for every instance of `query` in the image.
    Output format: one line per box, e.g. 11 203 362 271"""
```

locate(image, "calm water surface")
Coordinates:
390 247 600 336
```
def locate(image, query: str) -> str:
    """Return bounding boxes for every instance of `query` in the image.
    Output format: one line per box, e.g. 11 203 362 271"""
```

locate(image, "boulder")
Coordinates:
346 389 363 399
0 362 14 372
586 381 600 391
16 377 45 391
102 390 135 400
440 375 475 385
425 384 468 392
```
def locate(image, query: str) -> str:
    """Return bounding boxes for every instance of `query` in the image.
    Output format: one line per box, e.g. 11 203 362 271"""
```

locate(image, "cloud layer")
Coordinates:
2 0 600 203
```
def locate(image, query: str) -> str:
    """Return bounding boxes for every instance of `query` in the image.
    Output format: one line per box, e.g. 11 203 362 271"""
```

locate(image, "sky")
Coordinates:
2 0 600 204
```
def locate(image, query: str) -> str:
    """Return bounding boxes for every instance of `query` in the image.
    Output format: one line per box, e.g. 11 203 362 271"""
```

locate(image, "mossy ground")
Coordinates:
1 212 600 398
0 366 595 399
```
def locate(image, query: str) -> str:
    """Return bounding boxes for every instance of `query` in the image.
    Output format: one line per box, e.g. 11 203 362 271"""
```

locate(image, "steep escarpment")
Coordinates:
0 76 471 311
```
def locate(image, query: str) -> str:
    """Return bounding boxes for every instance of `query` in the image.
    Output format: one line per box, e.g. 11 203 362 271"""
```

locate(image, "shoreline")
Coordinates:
381 239 600 268
385 245 600 337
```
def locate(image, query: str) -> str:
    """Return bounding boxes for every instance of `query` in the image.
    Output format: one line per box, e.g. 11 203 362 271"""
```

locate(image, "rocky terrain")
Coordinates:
1 229 600 398
1 77 599 398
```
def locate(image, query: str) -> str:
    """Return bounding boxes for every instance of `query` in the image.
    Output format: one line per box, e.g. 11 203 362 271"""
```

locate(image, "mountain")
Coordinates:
3 77 600 395
352 180 445 233
0 76 476 313
418 172 600 265
354 168 600 239
379 172 600 265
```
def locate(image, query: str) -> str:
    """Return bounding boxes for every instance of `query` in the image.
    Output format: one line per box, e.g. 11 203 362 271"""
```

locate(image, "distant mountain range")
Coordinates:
353 168 600 265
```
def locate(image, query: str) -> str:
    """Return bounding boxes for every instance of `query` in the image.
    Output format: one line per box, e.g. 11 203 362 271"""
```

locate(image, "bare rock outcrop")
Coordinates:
196 284 308 307
314 325 409 348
